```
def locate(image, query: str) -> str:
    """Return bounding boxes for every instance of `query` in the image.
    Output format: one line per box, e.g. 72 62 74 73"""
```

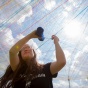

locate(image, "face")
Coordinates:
21 44 34 61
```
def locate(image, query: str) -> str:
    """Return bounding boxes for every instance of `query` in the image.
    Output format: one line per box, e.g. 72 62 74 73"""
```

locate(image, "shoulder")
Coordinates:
43 62 58 78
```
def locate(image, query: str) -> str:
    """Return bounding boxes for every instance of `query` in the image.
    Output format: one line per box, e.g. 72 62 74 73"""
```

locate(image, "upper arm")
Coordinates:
50 61 66 75
9 51 20 71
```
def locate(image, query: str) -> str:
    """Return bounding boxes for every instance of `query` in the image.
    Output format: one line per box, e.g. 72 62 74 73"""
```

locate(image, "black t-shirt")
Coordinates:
14 63 58 88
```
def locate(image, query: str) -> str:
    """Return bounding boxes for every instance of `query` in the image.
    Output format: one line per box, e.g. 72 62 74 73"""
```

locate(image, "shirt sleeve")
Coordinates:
43 62 58 78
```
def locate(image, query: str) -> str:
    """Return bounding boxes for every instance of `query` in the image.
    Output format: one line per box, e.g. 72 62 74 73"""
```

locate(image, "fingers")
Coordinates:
52 35 59 42
52 35 54 39
52 35 58 39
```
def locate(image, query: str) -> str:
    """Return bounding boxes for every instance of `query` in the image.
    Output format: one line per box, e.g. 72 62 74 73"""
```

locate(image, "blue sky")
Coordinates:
0 0 88 88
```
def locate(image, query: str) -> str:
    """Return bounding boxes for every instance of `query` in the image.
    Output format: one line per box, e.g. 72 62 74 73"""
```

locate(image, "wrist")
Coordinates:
27 33 33 39
54 40 59 44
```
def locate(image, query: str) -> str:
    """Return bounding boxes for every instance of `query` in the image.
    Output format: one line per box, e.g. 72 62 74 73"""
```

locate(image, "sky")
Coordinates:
0 0 88 88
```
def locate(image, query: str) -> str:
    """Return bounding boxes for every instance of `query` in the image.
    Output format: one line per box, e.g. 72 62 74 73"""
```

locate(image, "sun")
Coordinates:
63 20 82 40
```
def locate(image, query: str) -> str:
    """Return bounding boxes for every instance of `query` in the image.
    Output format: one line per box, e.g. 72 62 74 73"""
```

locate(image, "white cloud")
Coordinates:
62 11 68 17
53 82 61 88
85 36 88 42
63 20 83 40
80 71 88 79
65 6 72 11
51 51 56 61
71 81 79 87
0 63 7 70
15 0 31 6
83 45 88 52
54 80 79 87
37 60 44 64
0 0 32 25
0 19 3 24
69 0 82 8
59 80 68 86
70 45 88 79
0 28 14 48
17 5 33 25
0 70 5 77
64 49 71 60
63 3 72 12
44 0 56 10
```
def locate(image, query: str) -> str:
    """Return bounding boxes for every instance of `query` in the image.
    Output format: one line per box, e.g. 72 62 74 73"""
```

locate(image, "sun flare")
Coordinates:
64 20 82 40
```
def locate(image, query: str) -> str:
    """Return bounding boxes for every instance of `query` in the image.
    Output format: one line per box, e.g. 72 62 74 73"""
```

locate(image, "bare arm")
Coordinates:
9 30 39 71
50 35 66 75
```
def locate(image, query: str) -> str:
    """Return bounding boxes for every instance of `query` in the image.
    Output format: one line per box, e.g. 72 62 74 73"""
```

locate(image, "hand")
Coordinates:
52 35 59 44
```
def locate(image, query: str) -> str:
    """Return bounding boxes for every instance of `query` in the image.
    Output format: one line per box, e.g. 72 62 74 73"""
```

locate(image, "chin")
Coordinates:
23 56 33 60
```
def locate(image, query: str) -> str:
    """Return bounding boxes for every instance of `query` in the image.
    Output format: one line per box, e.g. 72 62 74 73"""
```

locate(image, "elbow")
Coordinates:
62 56 66 65
57 58 66 67
9 47 13 52
9 49 13 54
62 58 66 66
9 49 15 55
62 60 66 66
9 47 17 54
59 61 66 68
62 58 66 65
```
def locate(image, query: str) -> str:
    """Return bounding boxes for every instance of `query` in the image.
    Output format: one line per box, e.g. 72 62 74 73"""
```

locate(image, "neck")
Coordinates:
25 59 31 66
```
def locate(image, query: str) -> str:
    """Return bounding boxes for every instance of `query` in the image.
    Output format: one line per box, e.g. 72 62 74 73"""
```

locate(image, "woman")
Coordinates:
0 29 66 88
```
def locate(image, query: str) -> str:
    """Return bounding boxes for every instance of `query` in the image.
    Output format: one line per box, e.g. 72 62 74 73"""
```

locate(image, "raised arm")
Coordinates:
50 35 66 75
9 30 39 71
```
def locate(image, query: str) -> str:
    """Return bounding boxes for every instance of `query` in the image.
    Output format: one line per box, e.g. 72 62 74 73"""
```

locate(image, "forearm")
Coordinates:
10 33 32 54
55 42 66 64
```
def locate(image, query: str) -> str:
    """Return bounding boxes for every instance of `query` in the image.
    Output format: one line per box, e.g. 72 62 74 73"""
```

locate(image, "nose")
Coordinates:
24 47 32 51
